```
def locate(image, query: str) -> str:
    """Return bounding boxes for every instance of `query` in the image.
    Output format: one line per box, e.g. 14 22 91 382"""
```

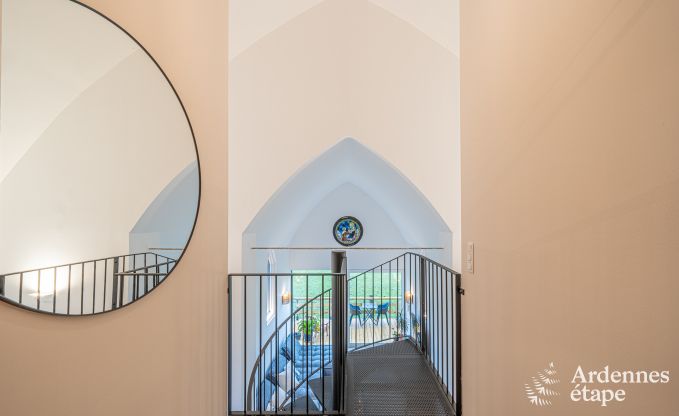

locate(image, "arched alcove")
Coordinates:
129 161 199 257
243 138 452 272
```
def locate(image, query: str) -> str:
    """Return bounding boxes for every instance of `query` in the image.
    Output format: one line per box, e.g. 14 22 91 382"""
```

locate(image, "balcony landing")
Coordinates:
345 340 455 416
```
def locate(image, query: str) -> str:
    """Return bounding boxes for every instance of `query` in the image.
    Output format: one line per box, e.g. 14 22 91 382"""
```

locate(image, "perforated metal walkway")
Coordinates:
345 341 455 416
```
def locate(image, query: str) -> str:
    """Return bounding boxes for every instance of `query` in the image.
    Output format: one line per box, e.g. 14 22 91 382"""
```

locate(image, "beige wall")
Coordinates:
0 1 228 415
461 0 679 414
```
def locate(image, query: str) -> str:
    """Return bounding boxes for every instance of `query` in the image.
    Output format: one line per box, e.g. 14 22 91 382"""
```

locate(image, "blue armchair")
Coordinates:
349 303 364 326
375 302 390 325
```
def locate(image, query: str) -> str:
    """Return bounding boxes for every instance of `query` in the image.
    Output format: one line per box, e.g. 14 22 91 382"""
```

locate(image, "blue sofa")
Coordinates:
255 333 333 412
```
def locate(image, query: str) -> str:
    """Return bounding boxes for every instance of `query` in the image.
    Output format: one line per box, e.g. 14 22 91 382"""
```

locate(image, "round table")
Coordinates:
362 302 377 324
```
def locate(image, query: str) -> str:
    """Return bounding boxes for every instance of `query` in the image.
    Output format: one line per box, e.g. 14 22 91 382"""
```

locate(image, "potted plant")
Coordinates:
412 319 421 344
297 315 320 344
392 313 407 341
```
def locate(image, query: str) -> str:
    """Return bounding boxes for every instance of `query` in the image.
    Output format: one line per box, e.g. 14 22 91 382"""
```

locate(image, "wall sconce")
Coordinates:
404 291 414 304
281 290 291 305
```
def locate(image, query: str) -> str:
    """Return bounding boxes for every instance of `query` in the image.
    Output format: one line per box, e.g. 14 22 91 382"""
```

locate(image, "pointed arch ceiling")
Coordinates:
228 0 459 60
0 0 138 183
245 138 451 246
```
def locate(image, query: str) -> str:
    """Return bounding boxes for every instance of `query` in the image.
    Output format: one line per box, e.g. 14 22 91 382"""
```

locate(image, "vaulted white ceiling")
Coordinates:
228 0 325 60
245 138 451 246
0 0 138 184
368 0 459 56
229 0 459 60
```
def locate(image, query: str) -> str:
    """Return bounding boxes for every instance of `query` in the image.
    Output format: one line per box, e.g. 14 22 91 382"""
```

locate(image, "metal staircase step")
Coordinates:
345 341 454 416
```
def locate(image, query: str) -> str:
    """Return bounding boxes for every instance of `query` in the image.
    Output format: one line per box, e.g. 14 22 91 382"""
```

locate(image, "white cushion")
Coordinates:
277 361 293 391
267 387 287 411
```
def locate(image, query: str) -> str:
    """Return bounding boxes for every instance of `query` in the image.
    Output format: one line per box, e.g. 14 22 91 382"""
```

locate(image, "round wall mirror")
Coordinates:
0 0 200 315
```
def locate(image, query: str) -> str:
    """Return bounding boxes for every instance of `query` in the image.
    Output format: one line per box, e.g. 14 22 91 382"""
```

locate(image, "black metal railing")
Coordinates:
347 252 462 414
0 252 176 315
228 272 343 415
346 257 405 351
227 252 462 415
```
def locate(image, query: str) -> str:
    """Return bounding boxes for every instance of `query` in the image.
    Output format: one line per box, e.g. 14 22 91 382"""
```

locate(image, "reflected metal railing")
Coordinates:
0 252 176 315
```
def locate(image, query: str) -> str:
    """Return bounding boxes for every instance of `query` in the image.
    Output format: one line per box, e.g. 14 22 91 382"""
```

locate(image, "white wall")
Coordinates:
0 0 197 276
228 0 460 273
287 183 408 270
0 0 138 183
243 138 452 273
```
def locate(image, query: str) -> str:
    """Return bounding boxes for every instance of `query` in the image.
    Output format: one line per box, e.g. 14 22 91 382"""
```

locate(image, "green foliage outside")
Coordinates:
291 270 402 318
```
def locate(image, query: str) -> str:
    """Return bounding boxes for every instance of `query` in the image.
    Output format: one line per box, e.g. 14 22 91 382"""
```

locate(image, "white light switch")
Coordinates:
465 242 474 273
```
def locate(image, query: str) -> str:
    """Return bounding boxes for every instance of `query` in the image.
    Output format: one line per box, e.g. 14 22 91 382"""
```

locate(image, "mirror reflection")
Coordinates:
0 0 199 315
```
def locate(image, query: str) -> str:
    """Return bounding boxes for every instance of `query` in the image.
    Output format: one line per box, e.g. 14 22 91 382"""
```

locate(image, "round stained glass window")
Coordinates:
333 216 363 246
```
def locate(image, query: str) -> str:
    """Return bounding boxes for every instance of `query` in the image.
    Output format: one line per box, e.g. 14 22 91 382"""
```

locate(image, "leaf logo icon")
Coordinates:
525 362 561 406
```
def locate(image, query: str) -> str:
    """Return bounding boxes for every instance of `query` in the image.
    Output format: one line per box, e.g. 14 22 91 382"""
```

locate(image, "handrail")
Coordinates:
344 251 463 413
347 254 410 283
114 272 169 276
245 284 334 410
229 272 344 277
115 260 176 275
404 251 457 274
0 252 176 277
0 252 179 316
347 251 458 283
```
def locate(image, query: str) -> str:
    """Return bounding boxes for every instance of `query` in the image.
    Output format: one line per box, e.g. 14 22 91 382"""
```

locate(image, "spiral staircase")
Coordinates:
227 252 463 415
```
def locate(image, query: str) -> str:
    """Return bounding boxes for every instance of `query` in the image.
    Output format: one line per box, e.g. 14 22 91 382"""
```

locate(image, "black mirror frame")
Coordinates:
0 0 201 316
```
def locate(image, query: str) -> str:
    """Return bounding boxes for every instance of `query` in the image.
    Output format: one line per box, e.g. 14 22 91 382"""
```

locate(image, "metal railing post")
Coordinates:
227 275 232 414
455 272 463 415
331 250 347 412
112 257 119 309
419 256 428 355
